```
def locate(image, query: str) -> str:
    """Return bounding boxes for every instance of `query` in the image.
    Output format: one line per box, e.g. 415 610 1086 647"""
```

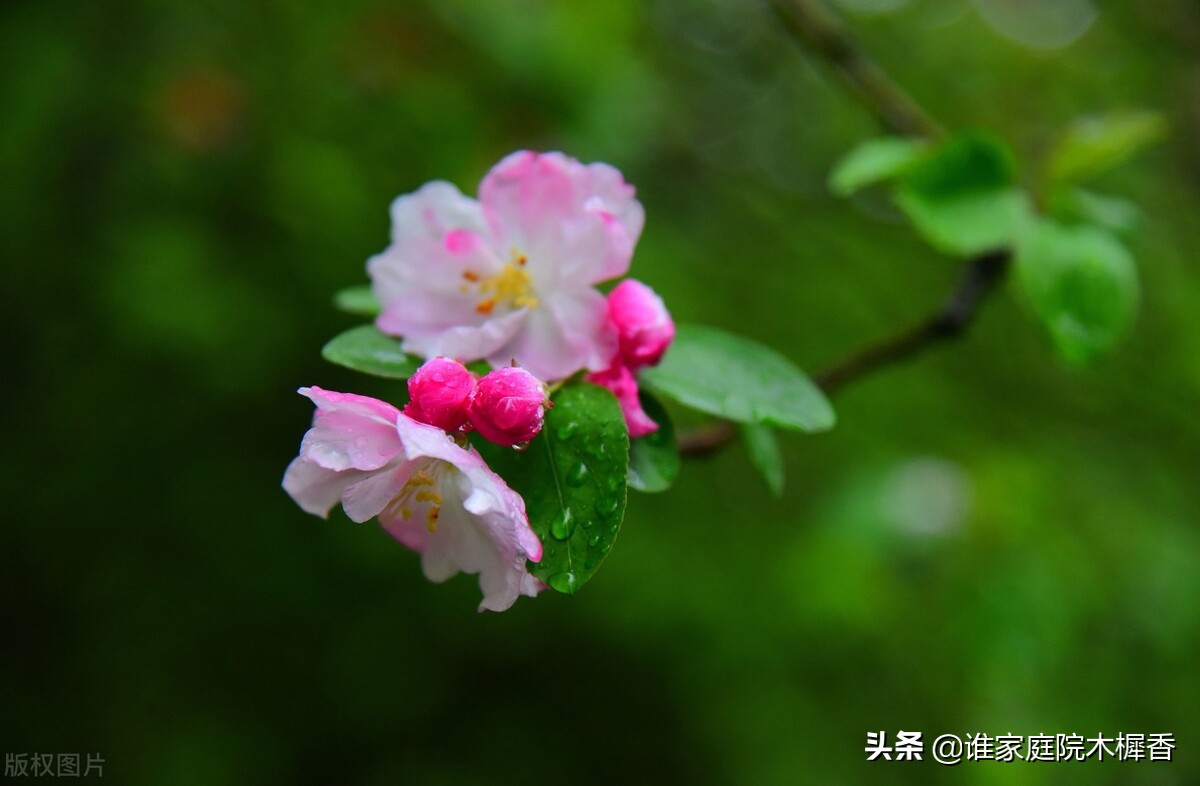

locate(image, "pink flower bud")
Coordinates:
469 367 548 447
608 279 674 369
586 363 659 438
403 357 477 432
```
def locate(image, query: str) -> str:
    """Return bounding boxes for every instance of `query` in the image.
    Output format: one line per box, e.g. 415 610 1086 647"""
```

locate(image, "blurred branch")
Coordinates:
812 250 1011 394
677 0 1012 457
768 0 944 140
677 251 1010 456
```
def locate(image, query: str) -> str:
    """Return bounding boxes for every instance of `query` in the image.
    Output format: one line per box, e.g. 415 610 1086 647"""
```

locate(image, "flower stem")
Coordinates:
768 0 944 140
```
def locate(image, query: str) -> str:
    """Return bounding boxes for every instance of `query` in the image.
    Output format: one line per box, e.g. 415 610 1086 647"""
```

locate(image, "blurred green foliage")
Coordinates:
3 0 1199 783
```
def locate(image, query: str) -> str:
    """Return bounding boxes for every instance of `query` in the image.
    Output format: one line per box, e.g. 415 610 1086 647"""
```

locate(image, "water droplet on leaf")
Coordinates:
594 496 620 517
550 509 574 540
548 571 578 594
566 463 589 486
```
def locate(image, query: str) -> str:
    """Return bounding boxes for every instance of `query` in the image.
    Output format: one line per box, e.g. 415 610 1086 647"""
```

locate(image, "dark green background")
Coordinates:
4 1 1198 783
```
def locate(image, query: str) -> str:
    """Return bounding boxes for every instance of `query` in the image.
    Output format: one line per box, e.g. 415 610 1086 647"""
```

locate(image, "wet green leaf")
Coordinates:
477 382 629 594
333 285 380 317
1049 188 1142 236
1047 111 1166 187
641 324 835 432
627 391 679 493
829 136 928 197
894 132 1029 257
321 325 421 379
1015 219 1139 364
741 423 784 498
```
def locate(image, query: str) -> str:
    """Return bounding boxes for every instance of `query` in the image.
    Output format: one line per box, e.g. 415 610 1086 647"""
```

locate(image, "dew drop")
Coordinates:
550 509 575 540
548 571 578 594
594 495 620 517
511 441 531 452
587 533 600 547
566 463 589 487
556 422 579 441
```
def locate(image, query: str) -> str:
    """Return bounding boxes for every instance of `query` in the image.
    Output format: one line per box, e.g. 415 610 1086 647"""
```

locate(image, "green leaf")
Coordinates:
321 325 421 379
641 324 835 432
627 391 680 493
894 132 1030 257
740 423 784 498
1015 219 1139 364
476 383 629 594
1047 111 1166 187
1048 188 1142 236
333 285 380 317
829 136 928 197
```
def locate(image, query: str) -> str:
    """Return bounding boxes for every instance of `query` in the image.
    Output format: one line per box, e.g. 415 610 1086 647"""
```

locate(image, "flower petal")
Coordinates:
282 456 363 518
340 463 409 523
298 409 403 473
488 289 617 380
479 151 643 285
586 363 660 437
369 181 516 354
396 308 527 363
302 386 402 425
283 388 405 515
388 416 543 611
388 181 491 252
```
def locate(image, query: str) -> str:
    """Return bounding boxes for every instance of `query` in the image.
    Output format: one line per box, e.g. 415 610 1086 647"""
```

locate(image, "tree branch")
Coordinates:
676 251 1010 456
813 250 1010 394
676 0 1012 457
768 0 944 140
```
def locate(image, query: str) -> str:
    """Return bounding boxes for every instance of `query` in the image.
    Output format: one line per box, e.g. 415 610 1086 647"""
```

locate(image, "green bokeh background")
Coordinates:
4 0 1198 783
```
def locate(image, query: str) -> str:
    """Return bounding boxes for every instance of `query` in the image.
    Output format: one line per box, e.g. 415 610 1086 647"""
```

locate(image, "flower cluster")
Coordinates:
284 151 674 610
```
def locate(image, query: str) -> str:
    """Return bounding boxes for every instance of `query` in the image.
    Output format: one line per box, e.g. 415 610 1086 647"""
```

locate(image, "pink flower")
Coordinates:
468 366 548 447
403 357 476 433
586 363 659 438
282 387 543 612
608 279 674 369
368 151 644 381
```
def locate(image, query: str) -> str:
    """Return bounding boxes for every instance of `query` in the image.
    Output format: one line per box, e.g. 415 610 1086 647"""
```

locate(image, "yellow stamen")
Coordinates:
473 254 538 313
427 506 441 533
384 465 445 527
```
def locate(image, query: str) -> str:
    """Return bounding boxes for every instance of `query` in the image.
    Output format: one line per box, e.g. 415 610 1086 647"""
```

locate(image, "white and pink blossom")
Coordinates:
282 387 543 612
368 151 644 382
